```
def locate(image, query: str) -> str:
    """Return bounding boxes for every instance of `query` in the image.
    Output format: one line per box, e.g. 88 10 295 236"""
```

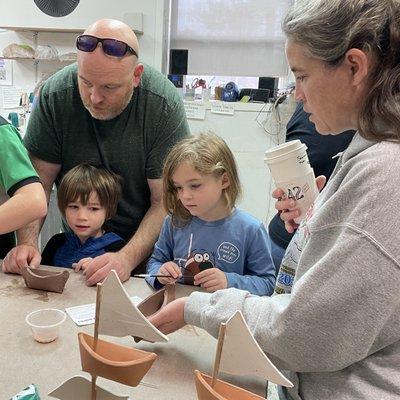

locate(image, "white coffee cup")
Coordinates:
265 140 319 223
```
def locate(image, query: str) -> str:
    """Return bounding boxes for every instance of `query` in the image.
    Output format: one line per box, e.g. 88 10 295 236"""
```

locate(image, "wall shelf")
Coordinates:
0 26 84 33
0 57 76 62
0 12 144 35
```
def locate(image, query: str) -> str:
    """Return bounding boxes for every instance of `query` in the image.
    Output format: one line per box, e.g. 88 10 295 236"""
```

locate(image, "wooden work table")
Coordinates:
0 266 266 399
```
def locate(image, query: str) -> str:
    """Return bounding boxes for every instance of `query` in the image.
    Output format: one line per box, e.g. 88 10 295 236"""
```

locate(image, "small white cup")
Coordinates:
26 308 66 343
265 140 319 223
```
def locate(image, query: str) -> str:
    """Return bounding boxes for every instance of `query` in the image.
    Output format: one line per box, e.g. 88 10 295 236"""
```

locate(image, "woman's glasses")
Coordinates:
76 34 138 58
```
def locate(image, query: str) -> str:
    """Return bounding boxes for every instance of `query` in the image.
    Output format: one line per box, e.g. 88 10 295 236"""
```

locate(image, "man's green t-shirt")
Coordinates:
24 63 189 240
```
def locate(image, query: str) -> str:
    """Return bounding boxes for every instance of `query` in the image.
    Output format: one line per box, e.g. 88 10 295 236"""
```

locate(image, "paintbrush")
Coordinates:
133 273 174 279
133 265 191 280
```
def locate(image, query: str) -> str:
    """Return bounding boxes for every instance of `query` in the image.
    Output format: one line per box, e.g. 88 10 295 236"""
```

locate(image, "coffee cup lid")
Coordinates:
264 140 307 163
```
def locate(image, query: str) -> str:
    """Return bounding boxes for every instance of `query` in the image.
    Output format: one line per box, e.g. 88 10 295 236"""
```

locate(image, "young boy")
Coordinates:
41 164 125 268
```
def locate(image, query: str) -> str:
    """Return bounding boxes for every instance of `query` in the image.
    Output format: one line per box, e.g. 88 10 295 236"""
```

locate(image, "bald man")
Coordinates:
2 19 190 284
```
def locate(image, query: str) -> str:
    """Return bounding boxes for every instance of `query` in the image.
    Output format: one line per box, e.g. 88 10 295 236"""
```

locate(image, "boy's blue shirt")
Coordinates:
54 231 123 268
146 208 276 295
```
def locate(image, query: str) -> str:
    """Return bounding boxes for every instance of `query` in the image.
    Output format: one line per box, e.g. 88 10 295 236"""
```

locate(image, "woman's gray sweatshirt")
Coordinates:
185 134 400 399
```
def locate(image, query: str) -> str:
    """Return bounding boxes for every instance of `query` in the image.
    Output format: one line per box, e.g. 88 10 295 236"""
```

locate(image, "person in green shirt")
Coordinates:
0 116 47 258
2 18 189 284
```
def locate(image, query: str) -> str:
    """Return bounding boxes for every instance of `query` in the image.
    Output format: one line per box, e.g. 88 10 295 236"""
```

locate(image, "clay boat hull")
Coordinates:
78 332 156 387
194 370 265 400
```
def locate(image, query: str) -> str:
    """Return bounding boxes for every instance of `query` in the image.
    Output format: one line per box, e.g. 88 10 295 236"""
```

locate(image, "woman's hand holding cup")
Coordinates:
273 175 326 233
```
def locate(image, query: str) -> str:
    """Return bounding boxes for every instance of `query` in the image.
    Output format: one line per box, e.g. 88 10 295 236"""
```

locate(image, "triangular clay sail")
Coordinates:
48 375 129 400
97 270 168 343
219 311 293 387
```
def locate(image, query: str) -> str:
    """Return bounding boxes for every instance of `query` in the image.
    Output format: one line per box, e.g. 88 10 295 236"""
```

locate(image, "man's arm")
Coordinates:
2 155 61 273
119 178 166 267
83 178 166 285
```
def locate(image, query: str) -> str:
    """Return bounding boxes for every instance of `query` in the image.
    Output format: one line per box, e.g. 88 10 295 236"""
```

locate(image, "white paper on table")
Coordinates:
66 295 143 326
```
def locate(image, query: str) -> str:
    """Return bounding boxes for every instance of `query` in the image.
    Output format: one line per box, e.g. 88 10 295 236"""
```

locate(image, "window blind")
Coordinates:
170 0 292 77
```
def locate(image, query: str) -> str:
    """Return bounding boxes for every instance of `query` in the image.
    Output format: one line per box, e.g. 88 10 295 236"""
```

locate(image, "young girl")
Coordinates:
146 133 276 296
41 164 125 268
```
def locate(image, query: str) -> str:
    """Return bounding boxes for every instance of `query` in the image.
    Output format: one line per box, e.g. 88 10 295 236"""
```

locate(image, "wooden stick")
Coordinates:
91 282 102 400
211 322 226 388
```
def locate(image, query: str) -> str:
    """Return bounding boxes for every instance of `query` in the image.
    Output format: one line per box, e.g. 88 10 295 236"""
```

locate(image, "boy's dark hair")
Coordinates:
57 164 123 220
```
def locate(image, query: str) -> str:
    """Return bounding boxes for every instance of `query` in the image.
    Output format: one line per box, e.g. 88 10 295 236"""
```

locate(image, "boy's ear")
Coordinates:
221 172 230 189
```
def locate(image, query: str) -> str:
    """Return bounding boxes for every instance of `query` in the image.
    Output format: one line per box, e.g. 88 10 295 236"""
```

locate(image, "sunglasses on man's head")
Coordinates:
76 34 138 58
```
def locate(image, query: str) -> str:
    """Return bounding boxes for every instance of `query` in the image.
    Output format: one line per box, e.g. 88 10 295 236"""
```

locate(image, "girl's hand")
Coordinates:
149 297 188 334
73 257 93 272
194 268 227 292
273 175 326 233
157 261 182 285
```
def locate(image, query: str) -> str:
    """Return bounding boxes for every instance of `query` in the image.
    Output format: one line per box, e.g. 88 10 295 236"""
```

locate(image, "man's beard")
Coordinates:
82 88 134 121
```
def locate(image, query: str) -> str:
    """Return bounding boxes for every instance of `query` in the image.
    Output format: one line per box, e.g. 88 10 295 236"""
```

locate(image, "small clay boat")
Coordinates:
194 311 293 400
50 270 166 399
22 267 69 293
78 332 156 386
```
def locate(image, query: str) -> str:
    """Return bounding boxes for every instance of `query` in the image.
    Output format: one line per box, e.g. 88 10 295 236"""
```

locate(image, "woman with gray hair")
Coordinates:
149 1 400 398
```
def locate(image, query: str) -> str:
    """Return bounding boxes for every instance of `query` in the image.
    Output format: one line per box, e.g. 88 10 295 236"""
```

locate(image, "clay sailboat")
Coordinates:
49 270 169 399
194 311 293 400
22 266 70 293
